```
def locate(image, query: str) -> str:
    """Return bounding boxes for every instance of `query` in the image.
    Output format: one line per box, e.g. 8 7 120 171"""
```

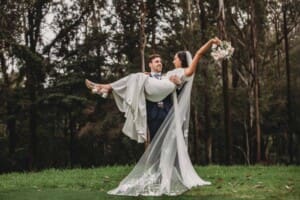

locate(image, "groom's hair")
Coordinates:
148 54 161 64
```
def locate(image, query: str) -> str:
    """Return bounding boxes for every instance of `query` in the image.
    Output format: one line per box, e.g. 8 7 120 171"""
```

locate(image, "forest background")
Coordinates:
0 0 299 172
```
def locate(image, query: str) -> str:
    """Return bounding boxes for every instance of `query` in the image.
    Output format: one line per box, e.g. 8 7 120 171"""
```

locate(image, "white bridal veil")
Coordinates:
108 51 211 196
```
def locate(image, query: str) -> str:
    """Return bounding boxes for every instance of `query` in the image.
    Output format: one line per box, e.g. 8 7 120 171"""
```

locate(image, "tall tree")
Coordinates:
0 1 26 156
9 1 52 168
250 0 262 162
139 0 147 73
282 1 292 163
198 0 212 164
218 0 232 164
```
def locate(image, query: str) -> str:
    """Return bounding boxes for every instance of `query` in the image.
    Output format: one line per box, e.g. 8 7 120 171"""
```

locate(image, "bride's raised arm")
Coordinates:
184 37 221 77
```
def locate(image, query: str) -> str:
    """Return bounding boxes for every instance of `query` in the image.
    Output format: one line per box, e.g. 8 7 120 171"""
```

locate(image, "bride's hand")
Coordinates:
210 37 221 45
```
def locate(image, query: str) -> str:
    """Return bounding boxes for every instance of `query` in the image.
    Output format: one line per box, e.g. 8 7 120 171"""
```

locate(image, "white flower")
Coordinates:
212 44 217 50
211 52 222 61
211 40 234 61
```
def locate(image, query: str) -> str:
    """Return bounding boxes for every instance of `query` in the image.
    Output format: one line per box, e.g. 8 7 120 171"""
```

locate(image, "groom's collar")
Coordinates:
150 72 162 76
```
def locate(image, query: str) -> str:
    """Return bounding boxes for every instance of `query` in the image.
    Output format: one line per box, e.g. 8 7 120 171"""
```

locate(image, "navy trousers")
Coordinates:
146 94 172 140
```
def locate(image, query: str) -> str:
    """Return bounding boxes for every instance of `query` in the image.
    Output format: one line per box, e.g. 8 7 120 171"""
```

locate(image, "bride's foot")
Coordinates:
85 79 95 90
85 79 111 98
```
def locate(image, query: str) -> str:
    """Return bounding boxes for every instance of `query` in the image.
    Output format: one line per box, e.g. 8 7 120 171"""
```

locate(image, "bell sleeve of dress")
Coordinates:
111 73 148 143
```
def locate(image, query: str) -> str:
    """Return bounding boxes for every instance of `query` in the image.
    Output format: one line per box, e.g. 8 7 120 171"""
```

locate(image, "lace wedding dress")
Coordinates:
108 51 211 196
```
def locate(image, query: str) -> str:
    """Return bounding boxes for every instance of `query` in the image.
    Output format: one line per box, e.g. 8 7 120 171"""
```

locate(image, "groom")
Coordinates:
146 54 181 141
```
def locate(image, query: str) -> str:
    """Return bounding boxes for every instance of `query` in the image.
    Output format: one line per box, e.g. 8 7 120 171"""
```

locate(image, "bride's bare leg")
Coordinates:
85 79 112 97
95 83 112 92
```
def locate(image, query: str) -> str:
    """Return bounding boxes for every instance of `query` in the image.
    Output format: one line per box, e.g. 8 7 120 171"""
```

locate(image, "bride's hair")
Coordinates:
176 51 188 68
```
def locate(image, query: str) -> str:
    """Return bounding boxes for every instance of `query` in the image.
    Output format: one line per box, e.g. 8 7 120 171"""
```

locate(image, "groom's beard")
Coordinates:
154 64 162 72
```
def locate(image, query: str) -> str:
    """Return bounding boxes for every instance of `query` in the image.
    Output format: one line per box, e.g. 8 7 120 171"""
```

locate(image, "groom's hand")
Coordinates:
169 75 182 86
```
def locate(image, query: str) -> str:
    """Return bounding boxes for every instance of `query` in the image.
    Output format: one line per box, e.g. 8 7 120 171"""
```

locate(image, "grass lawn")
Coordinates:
0 165 299 200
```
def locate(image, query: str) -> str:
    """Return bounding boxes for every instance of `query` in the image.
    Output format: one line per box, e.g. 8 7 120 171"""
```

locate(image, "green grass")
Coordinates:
0 165 299 200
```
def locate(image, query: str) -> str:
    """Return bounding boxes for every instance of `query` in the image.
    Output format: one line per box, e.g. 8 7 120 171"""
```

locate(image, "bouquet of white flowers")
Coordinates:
211 41 234 61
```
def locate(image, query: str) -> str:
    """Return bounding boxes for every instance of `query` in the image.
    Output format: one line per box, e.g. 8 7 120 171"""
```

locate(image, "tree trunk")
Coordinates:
283 2 293 163
203 68 212 164
25 3 45 169
275 16 281 78
243 116 250 165
248 88 255 163
254 67 261 162
0 51 17 154
69 113 75 168
192 103 201 164
199 0 212 165
150 0 157 52
222 60 232 164
28 77 37 169
139 0 149 148
218 0 232 164
7 104 17 154
250 0 261 163
26 7 38 166
139 0 147 73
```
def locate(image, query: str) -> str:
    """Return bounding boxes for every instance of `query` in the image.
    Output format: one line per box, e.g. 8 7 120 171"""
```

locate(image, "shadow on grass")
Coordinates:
0 188 249 200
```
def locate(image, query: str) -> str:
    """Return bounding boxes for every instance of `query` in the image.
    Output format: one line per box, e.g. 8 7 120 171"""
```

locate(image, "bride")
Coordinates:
86 37 221 196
